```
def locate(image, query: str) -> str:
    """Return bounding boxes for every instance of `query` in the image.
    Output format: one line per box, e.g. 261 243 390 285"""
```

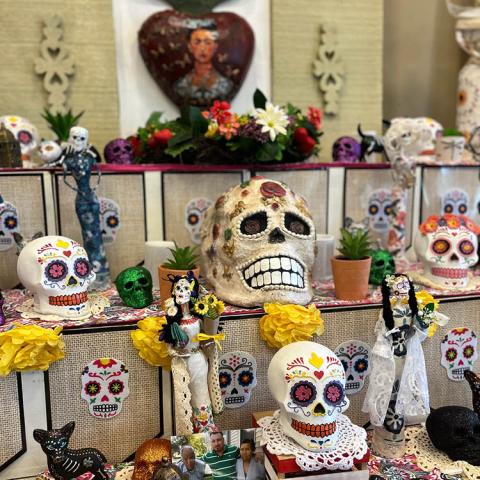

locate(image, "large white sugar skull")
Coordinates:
268 341 349 452
81 358 130 418
0 115 40 163
442 189 469 216
99 197 121 246
441 328 478 381
17 235 96 318
367 189 393 234
0 198 19 251
68 126 89 152
219 351 257 408
334 340 371 395
185 197 213 244
415 214 479 289
201 178 315 307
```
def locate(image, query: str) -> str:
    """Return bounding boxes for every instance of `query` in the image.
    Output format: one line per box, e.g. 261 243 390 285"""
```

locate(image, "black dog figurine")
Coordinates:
33 421 107 479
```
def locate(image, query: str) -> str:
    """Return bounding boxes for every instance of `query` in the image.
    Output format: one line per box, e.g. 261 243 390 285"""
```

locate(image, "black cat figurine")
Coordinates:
33 421 108 480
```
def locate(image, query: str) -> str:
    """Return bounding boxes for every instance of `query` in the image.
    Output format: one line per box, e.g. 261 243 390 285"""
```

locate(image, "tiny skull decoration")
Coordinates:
369 249 396 285
104 138 134 165
38 140 62 164
334 340 371 395
0 115 40 163
17 235 96 318
115 267 153 309
99 197 121 246
332 136 362 163
185 197 213 244
68 126 89 152
367 189 393 235
81 358 130 418
416 214 480 289
268 341 349 452
442 189 469 216
218 351 257 408
0 198 19 252
441 327 478 381
201 178 315 307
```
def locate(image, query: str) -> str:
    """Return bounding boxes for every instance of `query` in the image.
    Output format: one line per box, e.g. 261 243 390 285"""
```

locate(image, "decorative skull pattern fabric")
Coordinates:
441 327 478 381
0 198 19 251
99 197 121 246
441 189 469 216
367 189 393 235
185 197 213 244
334 340 371 395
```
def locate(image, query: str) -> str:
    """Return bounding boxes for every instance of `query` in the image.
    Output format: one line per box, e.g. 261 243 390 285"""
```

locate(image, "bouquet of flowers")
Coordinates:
194 293 224 321
128 90 323 164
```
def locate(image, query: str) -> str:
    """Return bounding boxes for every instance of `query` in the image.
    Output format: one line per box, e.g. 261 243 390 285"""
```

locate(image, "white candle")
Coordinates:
144 240 175 288
313 234 335 282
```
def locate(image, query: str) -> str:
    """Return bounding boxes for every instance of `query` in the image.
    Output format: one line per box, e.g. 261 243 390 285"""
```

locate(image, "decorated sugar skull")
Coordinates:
173 276 195 305
367 189 393 234
219 351 257 408
185 197 213 244
334 341 371 395
441 327 478 381
81 358 130 418
442 189 469 216
115 266 153 309
201 178 315 307
99 197 121 246
38 140 62 164
415 214 480 289
268 341 349 451
104 138 134 165
0 115 40 163
332 136 361 163
385 117 439 156
17 235 96 318
369 249 395 285
68 126 89 152
0 197 19 252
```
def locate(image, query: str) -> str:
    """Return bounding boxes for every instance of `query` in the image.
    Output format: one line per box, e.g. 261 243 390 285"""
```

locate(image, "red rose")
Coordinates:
154 129 174 145
294 127 316 155
260 181 287 198
127 136 142 156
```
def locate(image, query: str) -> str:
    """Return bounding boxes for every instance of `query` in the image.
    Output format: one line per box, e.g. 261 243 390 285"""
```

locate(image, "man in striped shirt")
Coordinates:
201 430 239 480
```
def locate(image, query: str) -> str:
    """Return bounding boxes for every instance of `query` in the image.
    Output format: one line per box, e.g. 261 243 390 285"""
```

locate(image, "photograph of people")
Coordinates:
236 439 265 480
201 430 239 480
177 445 209 480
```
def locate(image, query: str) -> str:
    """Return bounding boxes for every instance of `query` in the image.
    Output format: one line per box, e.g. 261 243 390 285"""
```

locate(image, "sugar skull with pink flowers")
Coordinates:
441 327 478 381
0 198 19 252
99 197 121 246
334 340 371 395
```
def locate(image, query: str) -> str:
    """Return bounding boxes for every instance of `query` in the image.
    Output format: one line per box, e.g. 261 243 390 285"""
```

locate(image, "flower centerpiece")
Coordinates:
128 90 323 164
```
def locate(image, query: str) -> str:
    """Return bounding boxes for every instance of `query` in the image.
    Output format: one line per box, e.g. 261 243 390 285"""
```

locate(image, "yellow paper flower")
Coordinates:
130 316 171 369
194 300 209 316
259 303 324 349
427 322 438 337
205 294 218 306
0 324 64 376
216 300 225 315
205 121 219 138
415 290 439 311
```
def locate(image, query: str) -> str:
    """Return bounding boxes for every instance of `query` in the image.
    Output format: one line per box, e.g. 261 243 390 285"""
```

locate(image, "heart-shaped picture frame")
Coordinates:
138 10 254 107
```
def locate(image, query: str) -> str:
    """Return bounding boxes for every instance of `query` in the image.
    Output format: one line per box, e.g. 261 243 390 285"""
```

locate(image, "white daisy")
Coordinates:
167 306 178 317
253 103 289 141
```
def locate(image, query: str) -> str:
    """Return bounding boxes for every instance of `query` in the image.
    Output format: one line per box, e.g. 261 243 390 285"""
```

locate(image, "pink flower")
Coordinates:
307 106 323 131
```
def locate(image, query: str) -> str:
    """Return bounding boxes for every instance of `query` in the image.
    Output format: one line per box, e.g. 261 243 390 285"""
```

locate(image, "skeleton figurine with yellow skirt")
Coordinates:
160 271 224 434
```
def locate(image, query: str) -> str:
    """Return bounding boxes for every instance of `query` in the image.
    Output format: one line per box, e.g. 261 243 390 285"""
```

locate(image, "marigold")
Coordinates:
415 290 439 311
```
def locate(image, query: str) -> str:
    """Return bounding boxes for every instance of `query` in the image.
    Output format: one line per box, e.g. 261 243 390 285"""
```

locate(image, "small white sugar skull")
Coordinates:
384 117 436 157
416 215 479 289
367 189 393 234
81 358 130 418
68 126 89 152
99 197 121 246
219 351 257 408
201 178 315 307
0 198 19 252
0 115 40 163
334 340 371 395
268 341 349 452
442 189 469 216
185 197 213 244
441 328 478 381
38 140 62 164
173 277 194 305
17 235 96 318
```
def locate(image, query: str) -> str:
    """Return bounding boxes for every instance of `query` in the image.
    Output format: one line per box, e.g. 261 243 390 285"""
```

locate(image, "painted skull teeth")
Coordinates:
49 292 88 306
452 367 469 379
431 267 468 279
225 396 245 405
291 419 336 438
93 403 119 413
241 256 305 290
346 382 360 391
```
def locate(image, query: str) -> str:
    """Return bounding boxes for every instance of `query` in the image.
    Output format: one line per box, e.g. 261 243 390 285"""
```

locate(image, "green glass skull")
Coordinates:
369 249 396 285
115 266 153 308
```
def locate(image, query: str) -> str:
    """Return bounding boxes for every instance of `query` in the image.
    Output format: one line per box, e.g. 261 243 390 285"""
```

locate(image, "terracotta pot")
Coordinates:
157 266 200 307
331 256 371 301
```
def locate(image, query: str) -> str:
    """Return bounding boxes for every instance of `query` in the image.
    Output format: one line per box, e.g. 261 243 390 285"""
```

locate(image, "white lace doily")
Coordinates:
258 411 368 472
406 425 480 479
16 294 109 321
114 465 134 480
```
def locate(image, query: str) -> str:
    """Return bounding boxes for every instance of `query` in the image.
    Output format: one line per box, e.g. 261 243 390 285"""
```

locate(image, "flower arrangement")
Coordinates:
414 290 447 337
129 90 323 164
194 294 225 320
419 214 480 235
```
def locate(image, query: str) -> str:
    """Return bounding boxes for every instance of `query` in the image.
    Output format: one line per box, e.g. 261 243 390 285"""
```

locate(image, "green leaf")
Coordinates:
167 130 193 148
253 89 267 109
189 107 209 137
256 142 281 162
165 0 226 15
146 111 164 128
165 141 195 158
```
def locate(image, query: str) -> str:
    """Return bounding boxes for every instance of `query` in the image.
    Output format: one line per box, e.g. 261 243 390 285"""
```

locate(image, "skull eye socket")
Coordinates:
340 359 348 372
84 381 100 396
188 213 199 226
240 212 268 235
45 260 68 282
124 281 134 290
375 259 385 267
459 204 467 214
124 144 132 152
354 358 368 373
219 371 232 388
108 380 124 394
464 345 475 359
4 215 17 230
323 380 345 406
459 239 475 256
284 213 310 236
138 277 149 286
445 348 458 362
290 380 316 407
74 258 91 278
384 205 393 216
444 203 453 214
107 215 119 227
238 370 254 387
368 204 378 215
17 130 33 145
113 146 121 153
432 238 451 255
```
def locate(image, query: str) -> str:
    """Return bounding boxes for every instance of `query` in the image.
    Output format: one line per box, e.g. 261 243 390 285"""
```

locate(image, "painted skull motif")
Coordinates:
0 198 19 252
99 197 121 246
332 136 362 163
0 115 40 163
334 340 371 395
173 277 194 305
17 235 96 318
218 351 257 408
201 178 315 307
367 189 393 234
442 189 469 216
416 214 480 289
104 138 134 165
268 341 349 452
81 358 130 418
441 327 478 381
115 266 153 309
68 126 89 152
369 249 396 285
185 197 213 244
38 140 62 164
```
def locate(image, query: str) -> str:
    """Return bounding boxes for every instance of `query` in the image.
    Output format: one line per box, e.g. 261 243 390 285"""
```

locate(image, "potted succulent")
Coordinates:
158 244 200 305
434 128 465 164
331 228 373 300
